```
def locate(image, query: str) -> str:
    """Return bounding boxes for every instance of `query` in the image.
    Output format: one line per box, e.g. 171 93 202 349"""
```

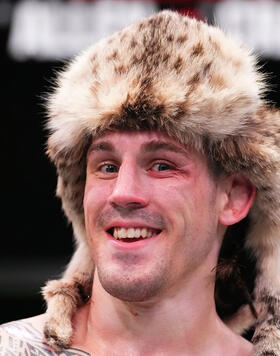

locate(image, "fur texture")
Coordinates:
43 10 280 354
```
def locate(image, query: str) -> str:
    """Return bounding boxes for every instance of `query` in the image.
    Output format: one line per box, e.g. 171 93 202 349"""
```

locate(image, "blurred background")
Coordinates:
1 0 280 324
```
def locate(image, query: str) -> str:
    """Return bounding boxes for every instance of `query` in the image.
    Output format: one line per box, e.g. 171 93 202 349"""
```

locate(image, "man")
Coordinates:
1 10 280 355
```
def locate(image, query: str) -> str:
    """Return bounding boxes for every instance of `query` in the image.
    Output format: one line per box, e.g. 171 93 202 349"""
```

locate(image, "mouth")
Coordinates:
107 227 162 242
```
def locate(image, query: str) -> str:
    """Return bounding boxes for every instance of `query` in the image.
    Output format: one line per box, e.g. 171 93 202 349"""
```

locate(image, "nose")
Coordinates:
108 161 149 209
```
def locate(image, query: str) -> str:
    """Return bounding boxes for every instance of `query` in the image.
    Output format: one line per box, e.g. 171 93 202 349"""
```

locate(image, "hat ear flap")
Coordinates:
218 106 280 353
42 242 94 349
224 220 280 354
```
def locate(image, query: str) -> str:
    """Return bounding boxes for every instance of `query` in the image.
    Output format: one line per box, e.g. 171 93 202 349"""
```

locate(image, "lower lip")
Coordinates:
107 233 160 250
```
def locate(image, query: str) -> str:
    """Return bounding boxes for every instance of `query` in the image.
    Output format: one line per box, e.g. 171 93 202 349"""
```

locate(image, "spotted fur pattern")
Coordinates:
44 11 280 353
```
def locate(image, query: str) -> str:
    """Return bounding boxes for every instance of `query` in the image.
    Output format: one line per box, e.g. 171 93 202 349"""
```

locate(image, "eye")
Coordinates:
99 164 119 173
151 162 172 171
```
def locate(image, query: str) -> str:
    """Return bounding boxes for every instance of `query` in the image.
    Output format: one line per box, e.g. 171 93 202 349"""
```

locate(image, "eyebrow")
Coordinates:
88 139 189 156
88 141 114 154
141 141 188 156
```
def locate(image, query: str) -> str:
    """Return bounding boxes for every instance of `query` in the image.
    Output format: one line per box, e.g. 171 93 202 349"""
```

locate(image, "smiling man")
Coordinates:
77 130 255 355
84 131 253 307
2 10 280 356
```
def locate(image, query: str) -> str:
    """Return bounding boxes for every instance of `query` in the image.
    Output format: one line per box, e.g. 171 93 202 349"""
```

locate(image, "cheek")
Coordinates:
156 182 193 233
83 179 113 232
84 179 111 209
159 178 218 233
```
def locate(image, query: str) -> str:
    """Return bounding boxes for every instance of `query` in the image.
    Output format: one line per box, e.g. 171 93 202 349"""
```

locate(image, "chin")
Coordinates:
97 265 168 302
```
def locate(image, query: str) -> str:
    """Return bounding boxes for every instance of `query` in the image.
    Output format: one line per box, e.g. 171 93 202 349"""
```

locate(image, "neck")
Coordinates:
72 267 252 355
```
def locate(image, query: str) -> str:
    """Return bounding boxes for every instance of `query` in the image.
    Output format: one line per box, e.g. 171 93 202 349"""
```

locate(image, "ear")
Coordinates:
218 175 256 226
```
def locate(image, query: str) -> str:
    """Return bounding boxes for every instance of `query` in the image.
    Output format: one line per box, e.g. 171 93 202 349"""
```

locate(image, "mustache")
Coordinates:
97 208 166 229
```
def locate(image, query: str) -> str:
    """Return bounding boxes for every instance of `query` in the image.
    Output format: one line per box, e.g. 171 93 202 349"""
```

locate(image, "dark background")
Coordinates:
1 0 280 325
1 4 74 322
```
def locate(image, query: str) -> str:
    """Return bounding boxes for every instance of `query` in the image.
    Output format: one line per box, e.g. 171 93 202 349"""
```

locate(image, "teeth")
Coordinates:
127 228 134 238
119 227 126 238
135 228 141 238
112 227 158 240
141 228 147 238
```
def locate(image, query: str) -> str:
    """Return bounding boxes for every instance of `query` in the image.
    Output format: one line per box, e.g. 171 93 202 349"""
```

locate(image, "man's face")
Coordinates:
84 131 224 302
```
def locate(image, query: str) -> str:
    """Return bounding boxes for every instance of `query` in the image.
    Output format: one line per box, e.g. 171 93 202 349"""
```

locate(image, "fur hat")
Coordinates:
43 10 280 354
